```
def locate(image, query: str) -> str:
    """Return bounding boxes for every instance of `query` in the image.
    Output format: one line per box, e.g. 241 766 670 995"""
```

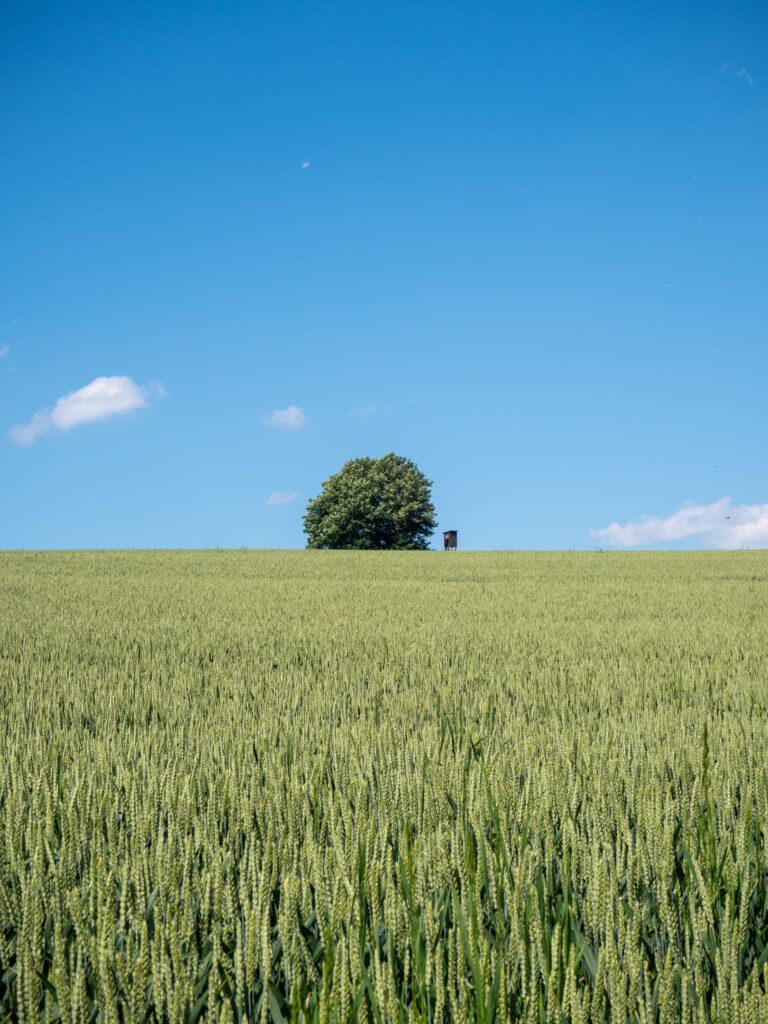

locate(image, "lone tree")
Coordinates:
303 453 437 549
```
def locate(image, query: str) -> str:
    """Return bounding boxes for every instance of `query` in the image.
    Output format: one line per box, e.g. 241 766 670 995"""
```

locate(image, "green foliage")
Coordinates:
303 453 437 549
1 550 768 1023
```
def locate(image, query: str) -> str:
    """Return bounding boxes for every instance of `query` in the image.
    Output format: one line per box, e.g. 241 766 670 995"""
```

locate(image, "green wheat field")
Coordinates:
1 550 767 1023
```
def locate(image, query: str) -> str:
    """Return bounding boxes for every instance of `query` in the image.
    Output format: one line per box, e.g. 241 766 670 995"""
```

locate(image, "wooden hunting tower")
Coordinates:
443 530 458 551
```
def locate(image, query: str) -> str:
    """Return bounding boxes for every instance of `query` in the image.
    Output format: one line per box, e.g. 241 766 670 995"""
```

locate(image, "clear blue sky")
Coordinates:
2 1 766 549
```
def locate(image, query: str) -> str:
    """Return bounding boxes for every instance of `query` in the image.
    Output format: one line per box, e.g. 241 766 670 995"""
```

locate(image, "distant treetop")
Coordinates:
303 453 437 550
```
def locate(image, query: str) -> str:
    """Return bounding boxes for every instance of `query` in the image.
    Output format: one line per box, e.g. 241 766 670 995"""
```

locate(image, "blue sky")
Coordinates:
2 0 766 549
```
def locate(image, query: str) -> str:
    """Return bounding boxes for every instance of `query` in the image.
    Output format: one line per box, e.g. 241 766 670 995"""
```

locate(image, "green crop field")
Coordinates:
1 550 767 1023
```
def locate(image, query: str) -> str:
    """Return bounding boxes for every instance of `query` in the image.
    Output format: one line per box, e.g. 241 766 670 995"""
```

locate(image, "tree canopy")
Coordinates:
303 453 437 550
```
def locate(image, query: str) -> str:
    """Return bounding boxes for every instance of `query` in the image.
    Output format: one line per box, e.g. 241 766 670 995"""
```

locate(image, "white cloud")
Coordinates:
590 497 768 550
350 401 379 418
11 375 157 445
266 490 300 506
262 405 306 430
0 343 9 358
737 67 754 86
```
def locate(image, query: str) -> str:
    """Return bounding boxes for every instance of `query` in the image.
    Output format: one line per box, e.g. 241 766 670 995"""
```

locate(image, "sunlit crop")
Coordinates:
1 550 767 1022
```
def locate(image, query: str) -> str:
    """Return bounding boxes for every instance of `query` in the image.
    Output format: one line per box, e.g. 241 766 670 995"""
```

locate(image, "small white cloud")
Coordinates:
301 161 311 169
11 375 158 445
737 67 754 86
267 490 300 507
0 343 9 358
590 497 768 550
262 405 306 430
350 401 379 418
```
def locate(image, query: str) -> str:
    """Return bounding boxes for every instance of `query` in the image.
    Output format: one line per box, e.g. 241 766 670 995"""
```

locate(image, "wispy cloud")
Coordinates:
350 401 379 418
0 343 9 358
266 490 300 506
11 375 160 445
590 498 768 549
720 64 755 86
262 405 306 430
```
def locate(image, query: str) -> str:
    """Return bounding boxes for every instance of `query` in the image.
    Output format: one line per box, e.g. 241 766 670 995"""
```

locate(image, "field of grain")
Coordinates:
1 551 767 1023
